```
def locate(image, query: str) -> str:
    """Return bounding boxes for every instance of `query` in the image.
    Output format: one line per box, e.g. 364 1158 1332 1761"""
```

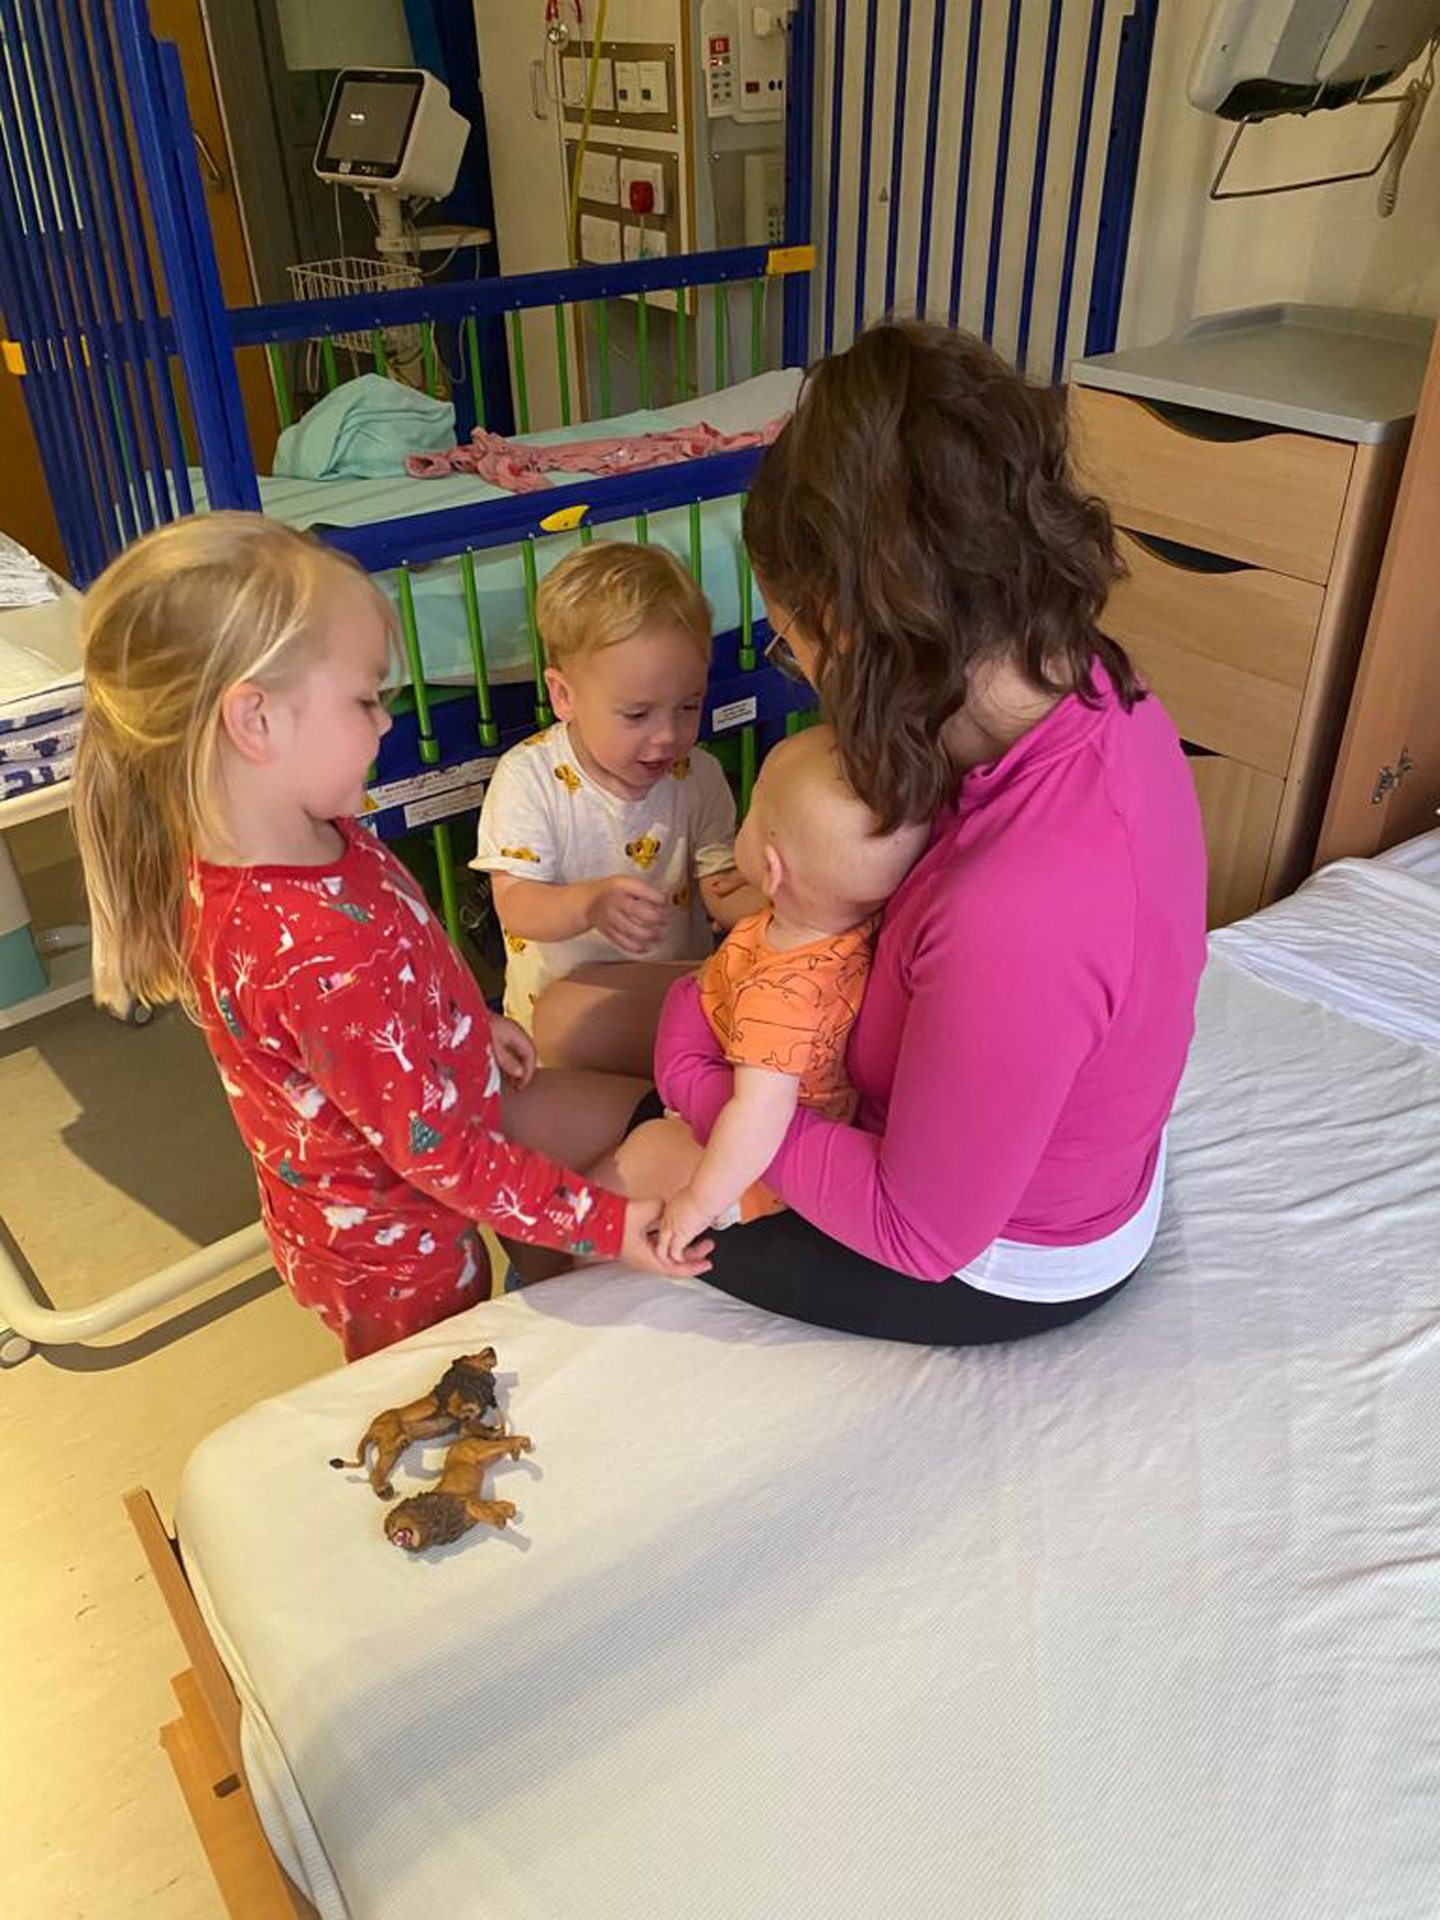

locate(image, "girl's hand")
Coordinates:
657 1188 715 1264
587 876 668 956
489 1016 536 1088
621 1197 713 1277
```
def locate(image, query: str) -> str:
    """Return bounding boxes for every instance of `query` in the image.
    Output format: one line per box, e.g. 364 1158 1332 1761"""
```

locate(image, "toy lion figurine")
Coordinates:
384 1427 534 1552
329 1349 501 1498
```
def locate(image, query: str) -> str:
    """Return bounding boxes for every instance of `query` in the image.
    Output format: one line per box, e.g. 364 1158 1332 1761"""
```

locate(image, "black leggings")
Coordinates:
628 1092 1138 1345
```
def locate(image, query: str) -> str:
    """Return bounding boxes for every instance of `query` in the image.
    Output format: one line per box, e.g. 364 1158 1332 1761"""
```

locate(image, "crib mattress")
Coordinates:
175 889 1440 1919
193 369 803 685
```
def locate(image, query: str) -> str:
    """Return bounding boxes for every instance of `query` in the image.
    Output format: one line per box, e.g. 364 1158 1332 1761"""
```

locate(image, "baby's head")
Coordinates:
736 725 927 934
539 541 711 799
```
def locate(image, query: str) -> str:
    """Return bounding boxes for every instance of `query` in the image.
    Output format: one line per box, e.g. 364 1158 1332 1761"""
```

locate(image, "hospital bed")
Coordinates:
130 830 1440 1920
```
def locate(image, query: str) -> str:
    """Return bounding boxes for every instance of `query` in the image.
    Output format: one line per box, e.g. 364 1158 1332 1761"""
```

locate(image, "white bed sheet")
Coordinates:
176 935 1440 1920
1214 835 1440 1052
1375 823 1440 886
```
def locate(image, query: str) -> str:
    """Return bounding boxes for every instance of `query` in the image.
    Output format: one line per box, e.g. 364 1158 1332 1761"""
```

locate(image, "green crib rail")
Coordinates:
373 487 771 951
553 305 572 427
393 565 439 767
520 538 553 730
266 343 291 429
508 312 530 433
267 317 450 428
463 317 487 429
278 249 814 949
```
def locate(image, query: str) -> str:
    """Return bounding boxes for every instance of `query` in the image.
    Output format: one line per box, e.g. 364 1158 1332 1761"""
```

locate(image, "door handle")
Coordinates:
193 129 228 192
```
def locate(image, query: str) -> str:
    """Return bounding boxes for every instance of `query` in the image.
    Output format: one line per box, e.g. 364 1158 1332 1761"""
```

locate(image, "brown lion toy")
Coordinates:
329 1349 501 1499
384 1427 535 1552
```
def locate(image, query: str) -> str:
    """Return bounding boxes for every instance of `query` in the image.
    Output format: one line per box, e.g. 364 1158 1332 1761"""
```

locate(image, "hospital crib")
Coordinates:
228 243 821 950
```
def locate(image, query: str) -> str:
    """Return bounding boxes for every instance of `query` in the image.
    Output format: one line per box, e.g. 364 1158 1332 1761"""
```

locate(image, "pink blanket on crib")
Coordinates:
403 416 788 492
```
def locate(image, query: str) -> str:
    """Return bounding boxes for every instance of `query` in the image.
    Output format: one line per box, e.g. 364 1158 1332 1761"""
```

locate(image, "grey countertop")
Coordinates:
1071 303 1433 443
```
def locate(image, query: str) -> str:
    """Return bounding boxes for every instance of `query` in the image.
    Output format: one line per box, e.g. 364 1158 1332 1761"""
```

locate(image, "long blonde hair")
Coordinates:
72 512 389 1016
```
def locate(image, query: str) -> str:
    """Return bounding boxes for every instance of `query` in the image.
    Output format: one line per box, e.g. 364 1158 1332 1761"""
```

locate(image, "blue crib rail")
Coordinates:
817 0 1162 378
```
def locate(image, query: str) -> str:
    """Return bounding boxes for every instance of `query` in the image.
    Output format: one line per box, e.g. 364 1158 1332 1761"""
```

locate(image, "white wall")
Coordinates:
818 0 1128 377
1120 0 1440 346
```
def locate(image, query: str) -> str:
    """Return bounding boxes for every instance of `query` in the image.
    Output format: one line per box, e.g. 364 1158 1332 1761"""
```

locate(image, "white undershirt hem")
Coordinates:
956 1134 1167 1303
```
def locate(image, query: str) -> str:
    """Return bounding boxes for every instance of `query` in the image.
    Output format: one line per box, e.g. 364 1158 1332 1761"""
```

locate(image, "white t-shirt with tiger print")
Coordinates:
472 722 738 1027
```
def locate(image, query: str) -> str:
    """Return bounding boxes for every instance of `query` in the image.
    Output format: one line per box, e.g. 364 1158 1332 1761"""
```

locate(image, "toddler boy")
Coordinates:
474 542 755 1034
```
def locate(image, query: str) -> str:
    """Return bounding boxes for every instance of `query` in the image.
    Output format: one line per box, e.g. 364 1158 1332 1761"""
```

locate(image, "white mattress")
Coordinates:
175 853 1440 1920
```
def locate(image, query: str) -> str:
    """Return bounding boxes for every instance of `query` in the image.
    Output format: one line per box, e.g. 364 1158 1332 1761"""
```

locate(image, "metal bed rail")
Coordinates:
236 244 815 447
814 0 1160 379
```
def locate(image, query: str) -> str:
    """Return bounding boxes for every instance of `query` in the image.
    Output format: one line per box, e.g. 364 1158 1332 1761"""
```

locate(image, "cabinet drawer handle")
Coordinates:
1125 529 1250 575
1131 396 1285 445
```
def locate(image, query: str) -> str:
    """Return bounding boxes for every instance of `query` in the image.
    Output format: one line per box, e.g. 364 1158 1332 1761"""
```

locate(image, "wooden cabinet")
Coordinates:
1318 320 1440 861
1185 751 1284 930
1071 384 1405 926
1106 529 1322 774
1073 386 1353 582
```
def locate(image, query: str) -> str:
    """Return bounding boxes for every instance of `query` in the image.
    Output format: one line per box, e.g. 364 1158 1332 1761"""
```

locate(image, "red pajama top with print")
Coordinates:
187 820 623 1358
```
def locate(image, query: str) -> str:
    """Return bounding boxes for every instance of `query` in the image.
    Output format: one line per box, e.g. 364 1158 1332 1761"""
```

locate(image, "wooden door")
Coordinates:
149 0 279 468
0 363 64 573
1318 322 1440 861
0 1 279 581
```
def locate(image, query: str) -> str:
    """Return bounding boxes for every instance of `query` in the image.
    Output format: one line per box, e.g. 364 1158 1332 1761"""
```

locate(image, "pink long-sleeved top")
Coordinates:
656 670 1208 1284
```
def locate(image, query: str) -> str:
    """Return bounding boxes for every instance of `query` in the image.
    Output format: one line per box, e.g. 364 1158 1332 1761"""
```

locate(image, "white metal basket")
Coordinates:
286 254 423 357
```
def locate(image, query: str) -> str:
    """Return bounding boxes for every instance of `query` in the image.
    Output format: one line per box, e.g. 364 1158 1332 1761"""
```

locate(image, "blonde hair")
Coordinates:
752 724 928 927
72 512 391 1016
536 539 711 668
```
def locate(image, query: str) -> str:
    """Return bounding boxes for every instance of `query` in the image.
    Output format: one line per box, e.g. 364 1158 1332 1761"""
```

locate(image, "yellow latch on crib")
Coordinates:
766 245 816 277
539 504 590 533
1 340 25 377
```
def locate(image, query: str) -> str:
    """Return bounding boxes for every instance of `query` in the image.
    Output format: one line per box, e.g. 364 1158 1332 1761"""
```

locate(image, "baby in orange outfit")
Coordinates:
612 723 927 1258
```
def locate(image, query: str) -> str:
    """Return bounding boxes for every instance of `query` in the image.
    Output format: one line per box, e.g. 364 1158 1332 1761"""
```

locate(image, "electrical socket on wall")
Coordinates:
613 61 639 111
623 224 670 260
563 54 615 112
636 60 669 113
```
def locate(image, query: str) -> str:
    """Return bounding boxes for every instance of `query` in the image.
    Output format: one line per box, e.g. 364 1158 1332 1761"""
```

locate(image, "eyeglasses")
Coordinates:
764 614 807 685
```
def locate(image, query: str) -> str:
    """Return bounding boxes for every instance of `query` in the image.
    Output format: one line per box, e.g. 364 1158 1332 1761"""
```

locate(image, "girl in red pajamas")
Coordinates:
72 514 709 1359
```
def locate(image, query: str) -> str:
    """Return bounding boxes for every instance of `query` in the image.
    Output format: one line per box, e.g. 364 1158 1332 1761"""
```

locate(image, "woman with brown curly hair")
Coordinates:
648 320 1208 1342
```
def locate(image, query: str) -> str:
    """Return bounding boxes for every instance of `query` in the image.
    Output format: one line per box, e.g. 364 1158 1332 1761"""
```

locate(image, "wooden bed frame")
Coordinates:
125 1488 319 1920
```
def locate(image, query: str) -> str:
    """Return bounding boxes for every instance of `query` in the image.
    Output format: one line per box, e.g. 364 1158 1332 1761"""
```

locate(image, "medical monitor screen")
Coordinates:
317 74 421 181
